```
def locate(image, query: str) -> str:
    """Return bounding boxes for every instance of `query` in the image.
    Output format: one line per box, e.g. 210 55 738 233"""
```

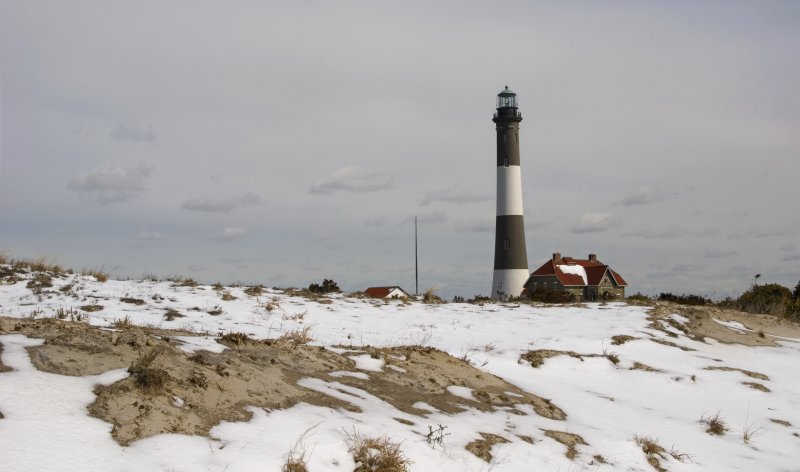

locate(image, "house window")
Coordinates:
532 282 537 290
503 135 507 144
504 238 510 250
504 157 509 167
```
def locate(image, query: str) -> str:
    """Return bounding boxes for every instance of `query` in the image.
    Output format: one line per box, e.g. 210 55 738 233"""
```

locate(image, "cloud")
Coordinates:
403 211 448 225
622 227 689 239
419 188 491 206
781 254 800 262
309 167 392 195
571 212 621 234
135 230 165 241
67 164 153 204
728 228 795 239
616 186 670 206
703 249 739 258
110 125 157 143
364 216 385 227
181 193 262 213
456 218 494 233
209 226 247 242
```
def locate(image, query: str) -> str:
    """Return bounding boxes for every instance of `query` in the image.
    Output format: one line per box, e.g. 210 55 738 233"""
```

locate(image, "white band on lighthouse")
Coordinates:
496 166 524 216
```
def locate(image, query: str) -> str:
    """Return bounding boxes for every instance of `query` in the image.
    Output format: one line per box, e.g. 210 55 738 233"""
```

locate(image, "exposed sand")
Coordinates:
646 302 800 347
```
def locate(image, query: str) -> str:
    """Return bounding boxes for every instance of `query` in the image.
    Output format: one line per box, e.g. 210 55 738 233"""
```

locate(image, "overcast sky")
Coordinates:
2 1 799 299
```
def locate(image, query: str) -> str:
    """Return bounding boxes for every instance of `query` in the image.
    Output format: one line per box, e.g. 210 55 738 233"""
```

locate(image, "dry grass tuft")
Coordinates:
422 286 445 304
163 308 183 321
221 291 237 301
219 332 252 346
277 327 313 346
346 430 410 472
128 348 169 393
611 334 637 345
26 274 53 293
244 284 265 296
700 412 729 435
80 304 104 312
112 316 135 329
120 297 146 305
634 434 667 471
84 268 109 282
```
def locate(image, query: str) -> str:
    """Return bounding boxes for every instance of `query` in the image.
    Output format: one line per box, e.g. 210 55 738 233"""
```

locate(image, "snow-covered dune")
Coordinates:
1 267 799 471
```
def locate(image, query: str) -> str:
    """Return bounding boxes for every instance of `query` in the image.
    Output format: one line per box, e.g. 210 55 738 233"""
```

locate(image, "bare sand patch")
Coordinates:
465 432 509 462
647 302 800 347
704 366 769 381
543 429 587 459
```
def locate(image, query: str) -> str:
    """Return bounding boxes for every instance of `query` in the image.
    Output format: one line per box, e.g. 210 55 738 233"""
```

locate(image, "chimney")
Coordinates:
588 253 597 263
552 252 562 263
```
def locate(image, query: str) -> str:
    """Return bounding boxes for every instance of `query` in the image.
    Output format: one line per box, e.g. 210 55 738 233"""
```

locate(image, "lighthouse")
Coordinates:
491 86 529 299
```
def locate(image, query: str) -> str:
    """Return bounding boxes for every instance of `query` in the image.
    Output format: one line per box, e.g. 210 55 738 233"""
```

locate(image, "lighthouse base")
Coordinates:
491 269 530 300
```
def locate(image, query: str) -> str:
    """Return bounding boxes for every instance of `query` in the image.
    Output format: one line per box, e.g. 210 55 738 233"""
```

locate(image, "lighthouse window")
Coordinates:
503 135 507 144
503 158 508 167
504 238 510 250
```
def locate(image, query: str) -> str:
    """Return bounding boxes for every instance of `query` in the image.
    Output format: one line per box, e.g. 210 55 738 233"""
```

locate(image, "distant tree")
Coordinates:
308 278 341 294
794 280 800 301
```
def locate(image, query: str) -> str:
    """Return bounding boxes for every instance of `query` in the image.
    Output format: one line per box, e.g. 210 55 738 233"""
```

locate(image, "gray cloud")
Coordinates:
703 249 739 258
110 125 157 143
309 167 392 195
615 186 670 206
67 164 153 204
728 228 795 240
623 227 690 239
135 230 165 241
419 188 491 206
209 226 247 242
781 254 800 262
403 211 448 225
181 193 262 213
571 212 622 234
364 216 385 227
456 218 493 233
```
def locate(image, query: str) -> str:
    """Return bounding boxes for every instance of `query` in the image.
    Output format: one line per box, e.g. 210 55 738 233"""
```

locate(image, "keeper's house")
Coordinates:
522 253 628 301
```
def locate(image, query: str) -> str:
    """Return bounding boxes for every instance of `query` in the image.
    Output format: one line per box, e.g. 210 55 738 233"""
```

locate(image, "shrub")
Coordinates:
452 295 465 303
658 292 711 306
467 295 493 304
626 292 651 302
528 288 576 304
719 282 797 318
308 278 340 294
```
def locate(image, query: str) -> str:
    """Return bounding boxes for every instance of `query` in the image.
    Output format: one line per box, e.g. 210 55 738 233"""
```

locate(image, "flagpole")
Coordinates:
415 216 419 296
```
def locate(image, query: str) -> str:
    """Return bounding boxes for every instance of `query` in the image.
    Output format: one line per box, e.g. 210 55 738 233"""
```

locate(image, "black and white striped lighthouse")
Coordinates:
491 86 529 299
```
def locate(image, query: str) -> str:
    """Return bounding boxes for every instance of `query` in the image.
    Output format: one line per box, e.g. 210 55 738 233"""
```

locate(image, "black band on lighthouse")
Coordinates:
493 215 528 270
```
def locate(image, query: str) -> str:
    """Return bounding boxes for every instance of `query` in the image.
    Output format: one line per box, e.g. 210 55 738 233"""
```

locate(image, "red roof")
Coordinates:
364 286 409 298
527 256 628 287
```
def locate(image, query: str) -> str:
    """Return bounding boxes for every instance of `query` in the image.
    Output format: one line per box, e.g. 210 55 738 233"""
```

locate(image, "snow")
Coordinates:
328 371 370 380
446 385 477 401
712 318 752 334
348 354 385 372
174 335 228 353
2 269 800 471
557 264 588 284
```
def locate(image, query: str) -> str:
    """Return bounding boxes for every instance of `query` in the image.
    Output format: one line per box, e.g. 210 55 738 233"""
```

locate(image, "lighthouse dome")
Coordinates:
496 86 518 108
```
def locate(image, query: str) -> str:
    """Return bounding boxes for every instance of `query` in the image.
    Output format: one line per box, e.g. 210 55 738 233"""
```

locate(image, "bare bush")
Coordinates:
345 430 410 472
